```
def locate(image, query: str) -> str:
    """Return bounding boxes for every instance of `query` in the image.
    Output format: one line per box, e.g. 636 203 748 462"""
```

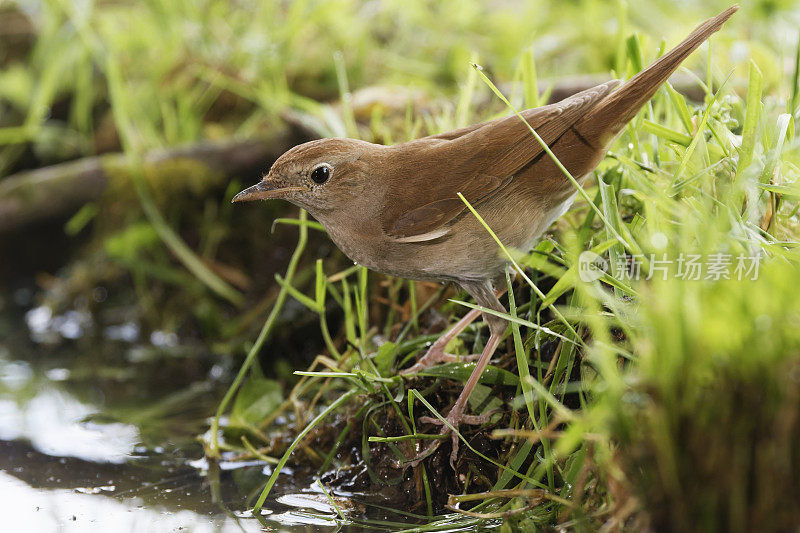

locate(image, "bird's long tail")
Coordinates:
575 4 738 145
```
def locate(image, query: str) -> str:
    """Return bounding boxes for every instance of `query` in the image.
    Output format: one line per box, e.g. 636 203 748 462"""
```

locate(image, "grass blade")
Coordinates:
735 60 763 182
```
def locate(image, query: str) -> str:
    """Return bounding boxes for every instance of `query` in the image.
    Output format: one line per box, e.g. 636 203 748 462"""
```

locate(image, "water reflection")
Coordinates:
25 305 93 344
0 387 139 463
0 471 264 532
0 305 400 531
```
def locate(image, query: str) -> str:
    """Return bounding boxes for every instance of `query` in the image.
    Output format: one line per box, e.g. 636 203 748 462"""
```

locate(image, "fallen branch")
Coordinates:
0 133 300 233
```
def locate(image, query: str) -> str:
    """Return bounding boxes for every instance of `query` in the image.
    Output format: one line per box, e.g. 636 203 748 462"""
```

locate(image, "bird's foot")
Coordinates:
399 348 480 375
406 403 497 469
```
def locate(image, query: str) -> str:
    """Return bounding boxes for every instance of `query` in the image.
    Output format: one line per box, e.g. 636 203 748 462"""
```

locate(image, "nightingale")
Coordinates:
233 6 738 466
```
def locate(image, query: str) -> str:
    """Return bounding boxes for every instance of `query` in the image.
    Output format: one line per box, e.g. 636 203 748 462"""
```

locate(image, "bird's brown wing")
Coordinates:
382 80 619 241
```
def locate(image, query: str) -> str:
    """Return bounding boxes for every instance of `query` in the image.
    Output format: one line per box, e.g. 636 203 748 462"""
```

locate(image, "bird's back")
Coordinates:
377 5 738 257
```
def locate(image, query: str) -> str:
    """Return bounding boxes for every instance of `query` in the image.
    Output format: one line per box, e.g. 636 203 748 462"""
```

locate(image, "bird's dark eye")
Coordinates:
310 165 331 184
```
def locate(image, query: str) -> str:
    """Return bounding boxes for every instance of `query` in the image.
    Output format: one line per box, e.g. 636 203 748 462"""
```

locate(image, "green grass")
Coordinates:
3 0 800 530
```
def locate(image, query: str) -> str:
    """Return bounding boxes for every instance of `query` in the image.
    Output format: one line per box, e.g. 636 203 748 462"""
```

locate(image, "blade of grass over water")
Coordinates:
252 389 358 514
209 210 309 456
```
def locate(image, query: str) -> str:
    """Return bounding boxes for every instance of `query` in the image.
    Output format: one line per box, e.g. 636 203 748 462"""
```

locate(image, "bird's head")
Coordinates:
232 138 382 216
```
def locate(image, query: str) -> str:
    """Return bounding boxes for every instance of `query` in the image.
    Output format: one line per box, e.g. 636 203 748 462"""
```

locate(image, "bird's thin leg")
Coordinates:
399 307 482 374
423 331 502 466
407 280 507 468
400 288 507 375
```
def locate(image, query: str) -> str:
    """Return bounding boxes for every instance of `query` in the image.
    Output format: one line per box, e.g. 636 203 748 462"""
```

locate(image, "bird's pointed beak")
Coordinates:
232 180 305 203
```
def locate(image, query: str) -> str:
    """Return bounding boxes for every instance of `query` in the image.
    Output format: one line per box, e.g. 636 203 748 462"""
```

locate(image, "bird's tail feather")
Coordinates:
576 5 738 145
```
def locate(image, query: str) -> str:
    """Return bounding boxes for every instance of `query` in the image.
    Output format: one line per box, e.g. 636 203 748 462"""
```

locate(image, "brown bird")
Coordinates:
233 6 738 465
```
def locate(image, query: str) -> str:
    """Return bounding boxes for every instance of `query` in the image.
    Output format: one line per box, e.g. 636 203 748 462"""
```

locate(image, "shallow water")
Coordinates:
0 297 408 532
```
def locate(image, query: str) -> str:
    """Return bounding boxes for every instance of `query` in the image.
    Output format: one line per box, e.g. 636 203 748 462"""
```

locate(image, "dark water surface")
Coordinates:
0 295 405 532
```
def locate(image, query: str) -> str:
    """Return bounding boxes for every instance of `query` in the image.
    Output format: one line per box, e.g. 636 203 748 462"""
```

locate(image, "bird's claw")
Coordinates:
405 405 498 469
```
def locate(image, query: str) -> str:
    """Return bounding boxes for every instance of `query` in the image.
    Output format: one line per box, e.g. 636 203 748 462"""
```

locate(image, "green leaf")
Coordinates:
373 341 398 376
531 320 573 351
65 203 99 236
467 383 504 420
625 33 644 74
599 179 625 294
759 182 800 199
761 113 791 184
672 74 730 186
735 60 763 182
418 362 519 386
642 119 692 146
231 378 283 427
521 47 540 108
104 222 160 260
541 267 577 308
665 82 694 133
